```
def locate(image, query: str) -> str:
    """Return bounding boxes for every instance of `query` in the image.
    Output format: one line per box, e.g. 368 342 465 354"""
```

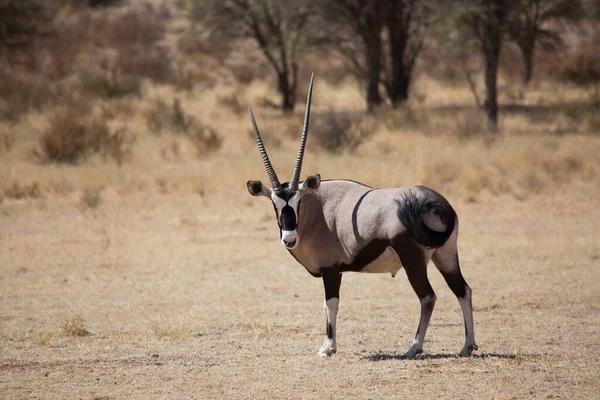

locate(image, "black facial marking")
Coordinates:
273 184 297 201
280 205 297 231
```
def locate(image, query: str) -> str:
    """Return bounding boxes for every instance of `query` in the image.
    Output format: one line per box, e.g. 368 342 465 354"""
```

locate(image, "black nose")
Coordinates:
283 239 297 247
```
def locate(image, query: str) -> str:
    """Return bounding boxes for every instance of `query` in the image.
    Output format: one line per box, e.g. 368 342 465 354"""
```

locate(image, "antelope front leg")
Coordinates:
318 269 342 357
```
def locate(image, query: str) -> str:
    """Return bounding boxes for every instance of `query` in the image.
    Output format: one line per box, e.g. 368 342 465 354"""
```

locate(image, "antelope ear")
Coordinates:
301 174 321 190
247 180 271 197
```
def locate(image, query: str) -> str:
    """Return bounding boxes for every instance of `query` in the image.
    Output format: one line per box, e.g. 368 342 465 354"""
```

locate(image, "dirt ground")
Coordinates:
1 191 599 400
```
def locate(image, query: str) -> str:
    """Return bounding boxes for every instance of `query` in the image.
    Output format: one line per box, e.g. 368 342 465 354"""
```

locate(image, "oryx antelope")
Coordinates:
246 74 477 358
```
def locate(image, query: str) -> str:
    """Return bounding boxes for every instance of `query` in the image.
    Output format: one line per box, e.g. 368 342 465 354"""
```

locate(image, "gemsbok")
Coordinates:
246 74 477 358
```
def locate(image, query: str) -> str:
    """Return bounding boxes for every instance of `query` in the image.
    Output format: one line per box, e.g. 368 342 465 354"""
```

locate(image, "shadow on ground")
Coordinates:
361 353 532 362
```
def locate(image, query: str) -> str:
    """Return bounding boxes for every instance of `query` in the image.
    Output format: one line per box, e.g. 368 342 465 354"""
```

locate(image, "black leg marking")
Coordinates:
321 268 342 300
327 323 333 339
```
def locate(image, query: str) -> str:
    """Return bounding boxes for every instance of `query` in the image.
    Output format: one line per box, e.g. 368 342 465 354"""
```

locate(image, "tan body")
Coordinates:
246 74 477 358
291 180 418 277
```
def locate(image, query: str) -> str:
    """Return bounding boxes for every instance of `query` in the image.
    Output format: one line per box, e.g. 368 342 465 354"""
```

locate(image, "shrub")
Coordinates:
104 7 165 49
217 93 245 114
556 40 600 87
38 110 134 164
79 186 102 209
80 70 142 99
189 124 222 156
116 44 174 83
0 132 15 154
4 182 41 199
146 98 194 134
313 110 374 153
59 315 92 337
0 68 55 122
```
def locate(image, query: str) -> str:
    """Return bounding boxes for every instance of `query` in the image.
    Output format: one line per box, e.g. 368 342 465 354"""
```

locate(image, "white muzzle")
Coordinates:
281 230 298 249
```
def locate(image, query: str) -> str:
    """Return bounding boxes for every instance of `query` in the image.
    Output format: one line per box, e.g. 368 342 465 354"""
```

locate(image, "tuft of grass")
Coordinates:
151 319 192 340
79 186 102 209
59 315 93 337
34 332 53 346
4 182 41 200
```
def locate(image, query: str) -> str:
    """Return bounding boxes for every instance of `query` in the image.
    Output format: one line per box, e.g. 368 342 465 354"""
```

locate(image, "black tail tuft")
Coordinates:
396 187 457 249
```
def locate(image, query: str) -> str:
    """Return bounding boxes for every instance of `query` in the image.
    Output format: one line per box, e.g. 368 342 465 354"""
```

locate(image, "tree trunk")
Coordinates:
518 37 535 87
481 0 508 134
278 71 295 112
388 57 410 106
483 45 500 133
385 2 410 107
365 34 383 111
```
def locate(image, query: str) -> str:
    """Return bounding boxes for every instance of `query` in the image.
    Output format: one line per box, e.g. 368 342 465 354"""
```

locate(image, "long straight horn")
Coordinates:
290 73 314 189
249 108 281 188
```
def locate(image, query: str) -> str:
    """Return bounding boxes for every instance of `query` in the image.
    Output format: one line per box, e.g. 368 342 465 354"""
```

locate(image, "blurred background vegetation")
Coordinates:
0 0 599 204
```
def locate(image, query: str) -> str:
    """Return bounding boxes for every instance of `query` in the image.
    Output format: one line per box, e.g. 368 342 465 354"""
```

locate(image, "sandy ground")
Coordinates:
1 192 599 399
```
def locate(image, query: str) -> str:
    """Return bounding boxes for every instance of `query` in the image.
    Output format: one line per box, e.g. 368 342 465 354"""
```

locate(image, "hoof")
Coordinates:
317 348 336 357
400 348 423 360
459 344 478 358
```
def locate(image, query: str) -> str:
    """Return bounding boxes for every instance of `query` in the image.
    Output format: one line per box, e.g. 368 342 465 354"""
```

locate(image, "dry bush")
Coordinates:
217 93 245 114
146 98 194 134
87 0 123 7
555 37 600 87
59 315 92 337
177 31 233 64
313 110 375 153
79 186 102 209
116 44 174 83
38 110 134 165
62 0 122 8
146 98 222 157
377 106 431 132
449 110 487 139
0 69 55 122
80 70 142 99
4 182 41 199
189 124 222 156
102 7 165 49
0 132 16 154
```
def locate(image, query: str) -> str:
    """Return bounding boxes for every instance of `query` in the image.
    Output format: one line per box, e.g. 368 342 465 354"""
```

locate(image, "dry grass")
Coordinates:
0 3 599 398
3 181 41 199
58 315 93 337
1 191 599 399
79 186 103 209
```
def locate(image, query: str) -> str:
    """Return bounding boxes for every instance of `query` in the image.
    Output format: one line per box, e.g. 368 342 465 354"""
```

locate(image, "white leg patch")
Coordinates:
317 298 338 357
